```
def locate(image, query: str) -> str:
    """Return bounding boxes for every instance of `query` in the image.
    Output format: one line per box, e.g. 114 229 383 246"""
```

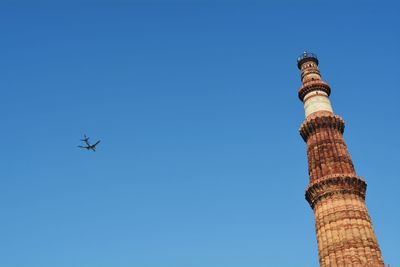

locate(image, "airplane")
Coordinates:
78 135 101 152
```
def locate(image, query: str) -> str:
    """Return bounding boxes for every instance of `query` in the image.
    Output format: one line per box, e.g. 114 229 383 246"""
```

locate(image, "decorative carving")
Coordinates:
305 175 367 209
298 80 331 101
299 112 345 142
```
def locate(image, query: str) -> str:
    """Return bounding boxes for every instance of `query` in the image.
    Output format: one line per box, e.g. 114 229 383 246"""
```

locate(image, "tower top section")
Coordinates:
297 51 319 69
297 51 333 117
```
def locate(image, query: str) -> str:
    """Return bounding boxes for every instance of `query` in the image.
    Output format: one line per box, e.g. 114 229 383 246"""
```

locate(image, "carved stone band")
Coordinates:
299 113 345 142
298 80 331 101
305 175 367 209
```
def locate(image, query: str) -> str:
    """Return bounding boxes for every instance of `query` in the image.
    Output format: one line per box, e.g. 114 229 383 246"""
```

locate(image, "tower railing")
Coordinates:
297 52 319 69
297 52 318 63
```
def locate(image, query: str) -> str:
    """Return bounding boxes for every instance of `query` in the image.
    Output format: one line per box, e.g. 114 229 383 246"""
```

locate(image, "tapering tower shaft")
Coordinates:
297 52 384 267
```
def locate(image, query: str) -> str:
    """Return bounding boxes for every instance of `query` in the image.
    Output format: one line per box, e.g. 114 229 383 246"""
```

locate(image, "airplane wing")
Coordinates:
80 135 90 145
93 140 101 146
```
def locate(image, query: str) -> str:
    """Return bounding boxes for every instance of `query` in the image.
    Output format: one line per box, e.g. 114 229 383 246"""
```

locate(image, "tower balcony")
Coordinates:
297 51 319 69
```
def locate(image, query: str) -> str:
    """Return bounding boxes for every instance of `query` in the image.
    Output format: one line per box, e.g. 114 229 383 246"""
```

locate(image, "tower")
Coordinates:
297 52 385 267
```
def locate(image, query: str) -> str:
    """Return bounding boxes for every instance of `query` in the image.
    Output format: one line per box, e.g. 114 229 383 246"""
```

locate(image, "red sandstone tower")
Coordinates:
297 52 385 267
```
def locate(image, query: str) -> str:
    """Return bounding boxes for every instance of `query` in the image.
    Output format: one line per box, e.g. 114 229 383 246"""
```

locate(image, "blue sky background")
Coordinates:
0 1 399 266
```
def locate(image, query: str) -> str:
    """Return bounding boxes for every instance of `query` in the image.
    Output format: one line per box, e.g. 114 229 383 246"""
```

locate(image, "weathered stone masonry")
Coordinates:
297 52 385 267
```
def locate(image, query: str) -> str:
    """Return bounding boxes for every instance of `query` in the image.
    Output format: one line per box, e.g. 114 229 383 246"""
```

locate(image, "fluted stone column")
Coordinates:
297 52 385 267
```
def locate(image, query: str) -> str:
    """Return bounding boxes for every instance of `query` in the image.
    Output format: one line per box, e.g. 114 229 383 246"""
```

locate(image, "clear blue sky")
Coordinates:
0 1 399 266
